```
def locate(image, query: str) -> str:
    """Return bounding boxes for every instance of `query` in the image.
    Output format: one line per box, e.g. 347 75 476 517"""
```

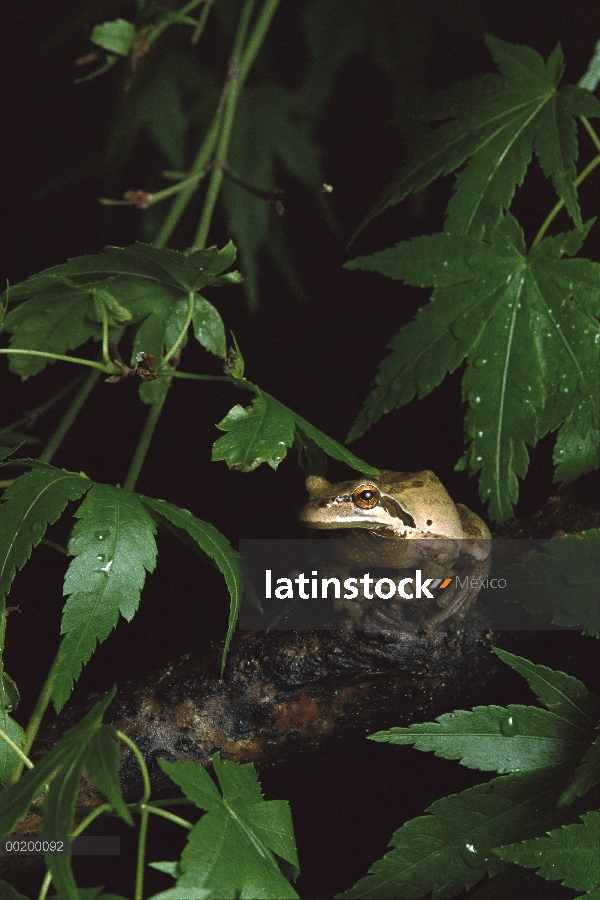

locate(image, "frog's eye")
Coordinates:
353 484 379 509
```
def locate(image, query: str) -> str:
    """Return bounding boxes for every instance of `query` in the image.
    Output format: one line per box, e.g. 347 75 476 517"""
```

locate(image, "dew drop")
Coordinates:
478 431 483 437
460 843 491 869
500 715 519 736
94 531 109 541
100 559 113 575
97 554 106 563
475 396 481 404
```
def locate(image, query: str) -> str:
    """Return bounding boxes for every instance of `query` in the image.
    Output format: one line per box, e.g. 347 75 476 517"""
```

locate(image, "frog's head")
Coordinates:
298 471 463 540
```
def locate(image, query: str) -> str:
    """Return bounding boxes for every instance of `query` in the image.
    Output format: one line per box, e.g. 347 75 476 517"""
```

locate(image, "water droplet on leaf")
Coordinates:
460 843 491 869
500 715 519 736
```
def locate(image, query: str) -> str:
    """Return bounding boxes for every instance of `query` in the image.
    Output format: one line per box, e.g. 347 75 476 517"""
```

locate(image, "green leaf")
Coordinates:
579 42 600 92
444 111 537 237
139 496 240 673
534 90 581 227
192 296 226 359
335 767 588 899
53 486 157 713
40 693 116 900
0 711 26 784
369 704 590 773
485 35 550 83
494 811 600 893
91 19 136 56
2 243 240 379
223 82 324 308
346 217 599 520
1 672 20 713
83 725 134 825
212 389 295 472
92 288 133 326
355 35 592 238
153 755 299 899
0 468 91 616
559 736 600 807
213 383 378 476
498 532 600 634
4 243 241 299
492 647 600 729
0 689 115 839
3 287 101 377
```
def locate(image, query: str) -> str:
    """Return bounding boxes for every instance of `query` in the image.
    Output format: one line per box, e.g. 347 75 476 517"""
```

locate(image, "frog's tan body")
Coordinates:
298 470 491 630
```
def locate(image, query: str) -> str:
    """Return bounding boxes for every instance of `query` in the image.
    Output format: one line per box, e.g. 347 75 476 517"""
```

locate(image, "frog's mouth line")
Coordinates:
312 524 423 539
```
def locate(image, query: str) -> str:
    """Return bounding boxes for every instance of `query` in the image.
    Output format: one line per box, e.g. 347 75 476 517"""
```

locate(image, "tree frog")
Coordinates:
298 470 491 631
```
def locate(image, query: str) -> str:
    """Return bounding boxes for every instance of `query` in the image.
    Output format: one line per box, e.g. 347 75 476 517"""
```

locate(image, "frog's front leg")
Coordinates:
423 504 491 631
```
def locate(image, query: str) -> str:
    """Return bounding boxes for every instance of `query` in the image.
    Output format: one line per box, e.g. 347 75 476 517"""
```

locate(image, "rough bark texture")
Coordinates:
30 617 497 811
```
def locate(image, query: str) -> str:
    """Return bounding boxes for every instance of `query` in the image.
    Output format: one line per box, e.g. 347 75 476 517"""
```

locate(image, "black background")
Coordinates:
1 2 599 897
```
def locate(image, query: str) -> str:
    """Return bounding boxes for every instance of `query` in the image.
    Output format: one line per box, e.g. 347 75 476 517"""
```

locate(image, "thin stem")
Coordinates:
193 0 280 247
0 726 34 772
71 803 113 836
122 387 169 491
153 111 222 249
116 730 152 801
9 653 61 784
531 152 600 248
160 291 195 368
98 299 112 368
38 869 53 900
238 0 280 83
193 0 258 249
39 369 101 465
581 115 600 152
0 348 118 372
142 803 193 829
135 806 150 900
170 370 232 381
99 167 210 209
192 0 212 43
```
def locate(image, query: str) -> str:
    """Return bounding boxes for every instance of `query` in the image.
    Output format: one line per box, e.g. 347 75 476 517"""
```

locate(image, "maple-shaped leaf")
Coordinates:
336 766 589 900
53 485 157 712
222 82 325 308
494 811 600 894
153 754 299 899
356 35 600 239
2 242 238 378
345 216 600 520
212 383 378 475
